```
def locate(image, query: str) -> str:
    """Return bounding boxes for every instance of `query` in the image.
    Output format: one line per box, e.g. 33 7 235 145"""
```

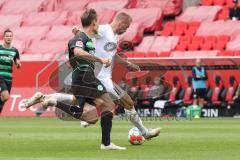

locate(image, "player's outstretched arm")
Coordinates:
115 54 140 71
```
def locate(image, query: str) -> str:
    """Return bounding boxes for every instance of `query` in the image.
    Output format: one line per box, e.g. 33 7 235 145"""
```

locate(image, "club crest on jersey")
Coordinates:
76 41 83 47
97 85 104 91
104 42 117 52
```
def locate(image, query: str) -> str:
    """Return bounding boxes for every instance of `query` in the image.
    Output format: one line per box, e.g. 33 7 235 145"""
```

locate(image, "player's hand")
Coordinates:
16 61 21 69
72 26 81 35
100 58 111 68
127 62 140 71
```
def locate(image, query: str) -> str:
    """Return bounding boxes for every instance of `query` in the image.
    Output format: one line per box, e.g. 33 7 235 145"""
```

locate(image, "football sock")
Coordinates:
101 111 113 146
46 93 74 104
125 108 148 135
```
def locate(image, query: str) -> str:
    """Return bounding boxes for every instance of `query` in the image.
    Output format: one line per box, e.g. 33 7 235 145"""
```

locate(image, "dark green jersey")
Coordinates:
0 44 20 82
68 32 95 71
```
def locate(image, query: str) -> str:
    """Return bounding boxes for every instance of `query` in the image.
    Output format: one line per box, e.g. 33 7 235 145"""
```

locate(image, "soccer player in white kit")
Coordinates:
24 12 160 149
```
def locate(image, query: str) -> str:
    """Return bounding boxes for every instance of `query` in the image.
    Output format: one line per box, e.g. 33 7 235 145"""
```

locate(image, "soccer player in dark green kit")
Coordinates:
0 29 21 113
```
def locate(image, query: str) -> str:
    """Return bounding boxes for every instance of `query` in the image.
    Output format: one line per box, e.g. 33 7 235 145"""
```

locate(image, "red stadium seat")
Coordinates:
134 36 155 53
69 9 116 25
61 0 90 11
211 76 224 104
11 26 50 44
23 12 68 26
0 15 23 28
149 36 179 53
217 7 229 20
185 22 200 36
213 0 225 6
175 42 188 51
202 36 217 50
124 51 134 58
160 21 175 36
67 10 85 25
26 40 67 55
226 0 234 7
169 76 181 102
97 10 116 24
177 6 222 22
158 52 171 57
134 0 183 16
146 52 158 57
183 77 193 104
120 8 163 32
133 52 145 58
1 0 47 14
225 76 237 102
188 36 204 50
201 0 213 5
45 26 73 41
172 22 188 36
219 51 235 56
235 51 240 56
12 40 27 54
87 0 129 11
119 23 144 45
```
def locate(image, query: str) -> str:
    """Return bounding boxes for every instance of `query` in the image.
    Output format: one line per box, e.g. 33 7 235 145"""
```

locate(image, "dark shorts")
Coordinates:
193 88 206 99
71 70 106 104
0 78 12 93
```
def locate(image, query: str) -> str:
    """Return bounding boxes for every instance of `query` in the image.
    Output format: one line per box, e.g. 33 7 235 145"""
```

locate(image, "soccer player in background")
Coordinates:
192 59 208 108
0 29 21 113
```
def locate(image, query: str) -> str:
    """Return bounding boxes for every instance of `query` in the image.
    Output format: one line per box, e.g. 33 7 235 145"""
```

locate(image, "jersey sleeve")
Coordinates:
69 37 85 51
14 48 20 62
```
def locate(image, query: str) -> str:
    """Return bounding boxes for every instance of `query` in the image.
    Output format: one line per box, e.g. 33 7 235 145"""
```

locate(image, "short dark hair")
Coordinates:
81 9 98 27
3 29 13 36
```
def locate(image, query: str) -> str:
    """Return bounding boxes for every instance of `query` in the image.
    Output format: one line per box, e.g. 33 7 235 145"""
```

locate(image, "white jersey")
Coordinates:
94 24 118 80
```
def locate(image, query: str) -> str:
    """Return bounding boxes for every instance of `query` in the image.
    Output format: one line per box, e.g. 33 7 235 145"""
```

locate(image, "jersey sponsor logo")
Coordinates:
0 56 13 61
104 42 117 52
76 41 83 48
97 84 104 91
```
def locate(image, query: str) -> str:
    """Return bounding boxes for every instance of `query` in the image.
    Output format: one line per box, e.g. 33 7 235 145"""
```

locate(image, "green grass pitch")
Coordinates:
0 117 240 160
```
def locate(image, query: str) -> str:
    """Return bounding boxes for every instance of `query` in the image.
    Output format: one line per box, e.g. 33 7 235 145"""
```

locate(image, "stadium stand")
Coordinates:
87 0 129 10
23 11 68 26
119 8 163 32
0 0 48 14
0 15 23 28
11 26 50 44
134 0 183 16
45 25 73 41
176 6 222 22
119 23 145 44
60 0 90 11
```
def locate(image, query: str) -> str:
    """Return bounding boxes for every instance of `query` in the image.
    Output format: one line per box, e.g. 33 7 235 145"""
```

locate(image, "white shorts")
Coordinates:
98 78 126 100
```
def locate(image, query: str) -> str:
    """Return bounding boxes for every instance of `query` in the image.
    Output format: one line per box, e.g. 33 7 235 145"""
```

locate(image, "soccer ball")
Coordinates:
128 127 145 145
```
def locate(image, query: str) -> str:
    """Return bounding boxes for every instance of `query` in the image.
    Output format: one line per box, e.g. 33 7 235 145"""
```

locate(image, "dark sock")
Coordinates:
56 101 83 119
0 99 5 113
101 111 113 146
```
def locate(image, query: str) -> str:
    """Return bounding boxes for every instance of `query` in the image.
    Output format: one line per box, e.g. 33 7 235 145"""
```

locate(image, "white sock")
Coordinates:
46 93 74 104
125 108 148 135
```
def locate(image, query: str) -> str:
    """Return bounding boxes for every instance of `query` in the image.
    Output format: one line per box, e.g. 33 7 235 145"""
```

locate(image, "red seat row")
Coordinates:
175 35 230 51
176 6 222 22
201 0 239 7
160 21 200 36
